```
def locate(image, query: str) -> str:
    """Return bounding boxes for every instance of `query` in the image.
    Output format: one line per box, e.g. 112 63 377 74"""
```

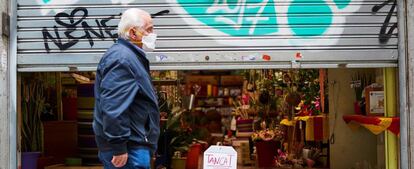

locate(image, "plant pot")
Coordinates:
171 157 186 169
255 141 279 168
22 152 41 169
185 144 202 169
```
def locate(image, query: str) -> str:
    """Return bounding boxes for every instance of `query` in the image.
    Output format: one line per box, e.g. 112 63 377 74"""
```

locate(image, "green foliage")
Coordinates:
297 69 322 115
162 107 210 155
242 69 323 124
162 108 194 154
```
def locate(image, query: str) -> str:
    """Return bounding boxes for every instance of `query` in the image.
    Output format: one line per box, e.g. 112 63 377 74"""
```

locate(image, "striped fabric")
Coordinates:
343 115 400 135
280 115 329 141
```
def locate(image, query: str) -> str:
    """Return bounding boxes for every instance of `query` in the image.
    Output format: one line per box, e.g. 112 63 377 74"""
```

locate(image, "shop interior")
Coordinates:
18 68 399 169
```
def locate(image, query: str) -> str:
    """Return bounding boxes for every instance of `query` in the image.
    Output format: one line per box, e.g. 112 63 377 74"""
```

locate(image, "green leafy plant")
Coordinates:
163 107 194 154
21 76 46 152
162 107 209 155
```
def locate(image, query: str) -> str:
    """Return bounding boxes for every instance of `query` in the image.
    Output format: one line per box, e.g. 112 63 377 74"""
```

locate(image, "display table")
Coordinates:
342 115 400 135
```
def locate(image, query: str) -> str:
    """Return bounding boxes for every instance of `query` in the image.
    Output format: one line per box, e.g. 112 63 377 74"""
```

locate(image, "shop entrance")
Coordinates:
13 0 401 168
17 68 399 169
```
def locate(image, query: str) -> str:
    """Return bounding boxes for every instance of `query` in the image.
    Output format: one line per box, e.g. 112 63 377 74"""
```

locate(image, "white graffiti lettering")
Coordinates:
207 0 270 34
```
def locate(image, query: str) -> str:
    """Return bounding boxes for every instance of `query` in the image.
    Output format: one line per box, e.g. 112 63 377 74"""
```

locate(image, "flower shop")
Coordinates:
17 68 399 169
13 0 401 168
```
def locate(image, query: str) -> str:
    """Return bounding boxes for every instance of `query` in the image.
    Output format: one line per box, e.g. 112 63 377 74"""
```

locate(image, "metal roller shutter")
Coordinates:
16 0 398 71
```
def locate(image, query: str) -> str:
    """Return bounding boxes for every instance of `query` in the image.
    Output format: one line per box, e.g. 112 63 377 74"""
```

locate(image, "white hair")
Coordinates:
117 8 150 39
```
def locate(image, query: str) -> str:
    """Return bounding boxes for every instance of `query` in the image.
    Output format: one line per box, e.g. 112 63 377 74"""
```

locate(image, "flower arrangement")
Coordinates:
251 129 275 142
295 97 321 116
274 149 305 168
237 69 326 168
251 125 285 142
296 69 323 116
231 103 253 120
274 147 322 168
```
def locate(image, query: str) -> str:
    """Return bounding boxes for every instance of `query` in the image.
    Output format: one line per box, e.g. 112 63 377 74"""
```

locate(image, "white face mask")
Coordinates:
141 33 157 52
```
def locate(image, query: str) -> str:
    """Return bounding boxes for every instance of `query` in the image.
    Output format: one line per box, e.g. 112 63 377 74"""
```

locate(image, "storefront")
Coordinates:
10 0 403 169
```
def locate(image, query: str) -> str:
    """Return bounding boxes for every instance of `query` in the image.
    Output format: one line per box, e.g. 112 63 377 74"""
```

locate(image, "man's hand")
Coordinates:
112 153 128 168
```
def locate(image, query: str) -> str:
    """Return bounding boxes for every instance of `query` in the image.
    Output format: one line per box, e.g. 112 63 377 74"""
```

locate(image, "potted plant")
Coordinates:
251 126 285 168
156 107 194 169
21 76 47 169
164 107 212 169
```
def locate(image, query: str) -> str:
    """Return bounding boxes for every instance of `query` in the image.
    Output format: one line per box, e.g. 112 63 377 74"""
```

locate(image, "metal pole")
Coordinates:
384 68 399 169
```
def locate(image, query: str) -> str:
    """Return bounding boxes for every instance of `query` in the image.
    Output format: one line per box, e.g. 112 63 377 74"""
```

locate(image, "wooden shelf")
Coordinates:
195 105 233 108
62 83 78 86
196 95 233 98
218 84 244 87
152 79 178 85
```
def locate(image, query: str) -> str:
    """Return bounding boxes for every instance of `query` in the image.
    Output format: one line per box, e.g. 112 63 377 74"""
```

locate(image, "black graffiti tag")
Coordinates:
42 7 170 52
372 0 397 44
42 7 118 52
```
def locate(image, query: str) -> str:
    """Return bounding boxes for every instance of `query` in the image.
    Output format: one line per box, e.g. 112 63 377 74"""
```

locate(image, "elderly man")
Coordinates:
93 8 160 169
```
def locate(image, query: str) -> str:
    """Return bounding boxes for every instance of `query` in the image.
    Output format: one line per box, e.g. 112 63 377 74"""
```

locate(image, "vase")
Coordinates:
171 157 187 169
186 144 202 169
255 140 279 168
22 152 41 169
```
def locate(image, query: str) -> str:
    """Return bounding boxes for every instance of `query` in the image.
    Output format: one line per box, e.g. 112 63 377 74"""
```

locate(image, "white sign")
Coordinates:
203 145 237 169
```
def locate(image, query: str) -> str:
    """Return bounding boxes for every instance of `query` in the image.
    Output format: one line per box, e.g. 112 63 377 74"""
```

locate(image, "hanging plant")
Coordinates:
296 70 322 116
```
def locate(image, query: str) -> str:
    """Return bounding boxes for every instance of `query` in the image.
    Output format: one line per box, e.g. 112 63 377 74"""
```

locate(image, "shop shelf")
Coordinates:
195 105 233 108
152 79 178 85
195 95 234 98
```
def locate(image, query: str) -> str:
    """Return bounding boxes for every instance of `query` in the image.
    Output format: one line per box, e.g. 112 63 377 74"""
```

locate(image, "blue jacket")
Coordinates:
93 38 160 155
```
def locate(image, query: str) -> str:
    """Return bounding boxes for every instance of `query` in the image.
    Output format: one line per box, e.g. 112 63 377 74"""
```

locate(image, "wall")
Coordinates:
0 0 9 168
328 68 379 169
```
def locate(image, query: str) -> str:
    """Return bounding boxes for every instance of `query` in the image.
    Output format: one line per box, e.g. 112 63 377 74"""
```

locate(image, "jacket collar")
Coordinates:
117 38 147 59
117 38 150 72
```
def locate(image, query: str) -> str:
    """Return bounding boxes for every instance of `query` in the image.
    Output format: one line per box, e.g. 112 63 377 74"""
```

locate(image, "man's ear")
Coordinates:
130 30 134 39
129 28 137 40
